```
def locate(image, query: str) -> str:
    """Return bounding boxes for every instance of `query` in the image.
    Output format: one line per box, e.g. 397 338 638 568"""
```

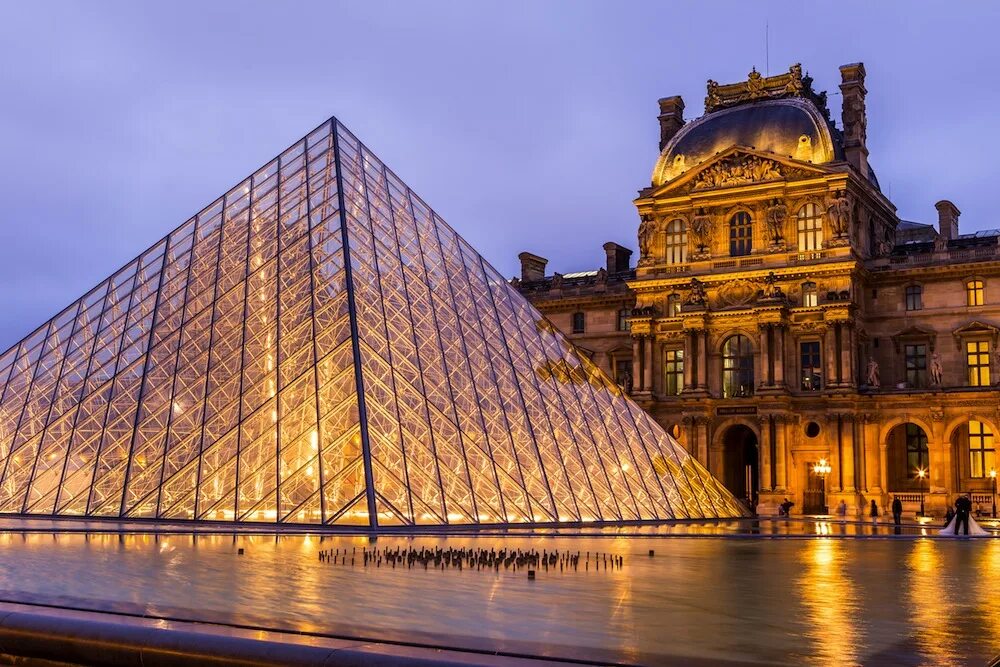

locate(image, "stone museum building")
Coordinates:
515 62 1000 517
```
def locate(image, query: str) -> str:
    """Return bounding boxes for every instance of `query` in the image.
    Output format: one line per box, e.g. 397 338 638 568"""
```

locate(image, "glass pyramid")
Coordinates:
0 119 743 526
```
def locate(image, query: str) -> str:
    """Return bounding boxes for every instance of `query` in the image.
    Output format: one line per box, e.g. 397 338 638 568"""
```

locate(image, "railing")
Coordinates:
971 492 993 505
891 493 922 503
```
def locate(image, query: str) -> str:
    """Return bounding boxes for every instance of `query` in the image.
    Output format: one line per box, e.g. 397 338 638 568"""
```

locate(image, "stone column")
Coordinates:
773 325 785 387
840 322 855 386
631 336 642 392
824 328 837 386
683 332 695 390
879 443 889 493
774 416 788 490
841 415 856 492
696 330 708 389
759 325 772 387
759 416 773 490
643 336 653 392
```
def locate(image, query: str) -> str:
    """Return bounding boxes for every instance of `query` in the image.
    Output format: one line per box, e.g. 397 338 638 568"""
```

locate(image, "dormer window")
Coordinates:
667 293 681 317
665 219 687 264
729 212 753 257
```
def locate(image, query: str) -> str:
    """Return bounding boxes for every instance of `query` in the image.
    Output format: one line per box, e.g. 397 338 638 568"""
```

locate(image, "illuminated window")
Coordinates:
967 279 985 306
967 340 991 386
571 312 585 334
969 420 995 478
904 343 927 387
796 203 824 251
722 334 754 398
800 341 821 390
664 349 684 395
906 424 929 475
666 293 681 317
905 285 922 311
801 281 818 307
729 212 753 257
617 308 631 332
665 219 687 264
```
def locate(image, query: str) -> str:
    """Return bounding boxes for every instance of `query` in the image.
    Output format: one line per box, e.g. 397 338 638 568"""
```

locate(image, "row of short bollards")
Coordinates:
316 545 625 577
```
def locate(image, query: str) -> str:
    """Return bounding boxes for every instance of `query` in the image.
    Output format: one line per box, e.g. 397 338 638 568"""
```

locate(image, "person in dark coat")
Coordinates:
954 495 973 535
869 499 879 525
944 506 955 527
891 496 903 525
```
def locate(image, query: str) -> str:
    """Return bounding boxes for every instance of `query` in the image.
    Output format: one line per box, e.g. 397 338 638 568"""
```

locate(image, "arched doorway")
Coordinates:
721 424 759 503
886 423 930 491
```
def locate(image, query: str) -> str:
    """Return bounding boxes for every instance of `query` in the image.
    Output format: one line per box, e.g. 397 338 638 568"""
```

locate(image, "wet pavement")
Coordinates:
0 519 997 665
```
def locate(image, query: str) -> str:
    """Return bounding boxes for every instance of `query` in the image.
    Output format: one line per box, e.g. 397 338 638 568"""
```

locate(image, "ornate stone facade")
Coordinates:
517 62 1000 518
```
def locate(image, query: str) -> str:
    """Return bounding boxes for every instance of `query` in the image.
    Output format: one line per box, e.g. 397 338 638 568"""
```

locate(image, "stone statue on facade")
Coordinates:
690 210 713 253
760 271 785 300
765 199 788 247
930 351 944 387
705 79 721 112
550 273 563 290
827 191 852 238
638 215 656 260
866 358 880 389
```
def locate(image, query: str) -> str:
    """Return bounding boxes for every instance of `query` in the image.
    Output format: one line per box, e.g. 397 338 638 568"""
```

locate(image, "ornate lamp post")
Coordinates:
812 458 832 514
991 469 997 518
916 468 927 517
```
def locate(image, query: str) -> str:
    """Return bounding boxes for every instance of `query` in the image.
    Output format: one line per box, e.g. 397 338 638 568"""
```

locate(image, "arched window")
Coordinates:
729 212 753 257
666 293 681 317
797 203 824 251
967 279 985 306
722 334 754 398
572 312 585 334
665 219 687 264
801 281 818 307
905 285 923 311
905 424 929 475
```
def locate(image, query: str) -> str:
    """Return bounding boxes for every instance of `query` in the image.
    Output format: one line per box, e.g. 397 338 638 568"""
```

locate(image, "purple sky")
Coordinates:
1 2 998 350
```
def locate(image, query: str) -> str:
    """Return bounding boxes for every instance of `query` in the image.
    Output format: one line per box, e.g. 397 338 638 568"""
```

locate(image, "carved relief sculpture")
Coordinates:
684 277 708 308
760 271 786 301
692 154 784 191
826 190 852 240
745 68 766 99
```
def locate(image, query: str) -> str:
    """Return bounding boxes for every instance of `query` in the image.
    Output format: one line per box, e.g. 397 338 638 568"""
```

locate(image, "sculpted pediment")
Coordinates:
715 278 761 308
650 148 829 196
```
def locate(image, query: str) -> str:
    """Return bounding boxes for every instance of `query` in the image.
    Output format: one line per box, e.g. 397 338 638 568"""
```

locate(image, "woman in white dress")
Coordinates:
939 509 990 536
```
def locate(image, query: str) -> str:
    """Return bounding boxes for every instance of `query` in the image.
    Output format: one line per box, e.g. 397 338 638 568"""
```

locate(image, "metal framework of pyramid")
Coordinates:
0 119 744 527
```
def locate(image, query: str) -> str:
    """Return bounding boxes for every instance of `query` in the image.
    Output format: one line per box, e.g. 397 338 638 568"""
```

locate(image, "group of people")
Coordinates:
777 494 990 536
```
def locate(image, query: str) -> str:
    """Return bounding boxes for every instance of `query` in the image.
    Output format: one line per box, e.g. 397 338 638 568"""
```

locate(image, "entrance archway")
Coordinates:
886 423 930 491
721 424 759 503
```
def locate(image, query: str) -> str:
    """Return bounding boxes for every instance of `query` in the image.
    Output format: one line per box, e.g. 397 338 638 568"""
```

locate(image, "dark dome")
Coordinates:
652 98 840 186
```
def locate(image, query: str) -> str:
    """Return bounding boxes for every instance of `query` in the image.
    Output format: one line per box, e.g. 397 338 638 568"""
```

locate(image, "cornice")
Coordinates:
628 260 858 292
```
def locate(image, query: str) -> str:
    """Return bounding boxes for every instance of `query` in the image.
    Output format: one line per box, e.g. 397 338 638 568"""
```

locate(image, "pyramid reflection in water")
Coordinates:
0 119 744 526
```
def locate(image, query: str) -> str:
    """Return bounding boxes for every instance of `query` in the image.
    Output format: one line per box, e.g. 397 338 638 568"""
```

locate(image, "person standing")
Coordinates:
891 496 903 525
836 500 848 522
869 499 879 525
954 494 973 535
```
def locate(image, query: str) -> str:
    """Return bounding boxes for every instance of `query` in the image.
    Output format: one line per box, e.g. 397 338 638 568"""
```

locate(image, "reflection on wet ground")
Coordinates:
0 520 997 665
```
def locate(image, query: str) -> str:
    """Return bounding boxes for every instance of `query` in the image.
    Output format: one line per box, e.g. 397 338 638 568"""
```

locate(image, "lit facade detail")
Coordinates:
0 119 744 526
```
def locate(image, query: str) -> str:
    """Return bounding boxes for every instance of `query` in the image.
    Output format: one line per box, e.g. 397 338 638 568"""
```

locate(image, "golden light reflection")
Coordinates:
976 541 1000 658
796 539 859 667
907 539 959 665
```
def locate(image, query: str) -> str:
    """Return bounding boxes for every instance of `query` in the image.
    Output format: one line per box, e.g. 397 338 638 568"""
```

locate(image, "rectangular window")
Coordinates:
572 312 585 334
967 280 985 307
664 349 684 396
905 343 927 387
905 285 923 311
800 341 822 390
967 340 991 386
667 294 681 317
617 309 631 332
969 420 995 478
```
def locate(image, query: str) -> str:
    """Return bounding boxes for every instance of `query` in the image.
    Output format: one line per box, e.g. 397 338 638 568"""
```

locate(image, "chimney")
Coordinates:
935 200 961 241
839 63 868 179
518 252 548 282
603 242 633 274
657 96 685 151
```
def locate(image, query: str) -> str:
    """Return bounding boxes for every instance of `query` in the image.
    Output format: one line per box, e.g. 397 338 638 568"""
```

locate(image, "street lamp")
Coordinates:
991 469 997 518
916 467 927 517
812 458 832 514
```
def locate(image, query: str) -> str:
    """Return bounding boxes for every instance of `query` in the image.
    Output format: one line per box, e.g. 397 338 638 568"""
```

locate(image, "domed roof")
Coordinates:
652 98 840 187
